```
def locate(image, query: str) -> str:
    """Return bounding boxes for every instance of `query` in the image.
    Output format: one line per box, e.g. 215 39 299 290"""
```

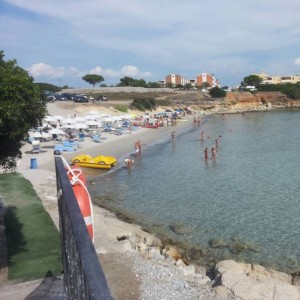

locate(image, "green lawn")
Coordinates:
0 173 62 282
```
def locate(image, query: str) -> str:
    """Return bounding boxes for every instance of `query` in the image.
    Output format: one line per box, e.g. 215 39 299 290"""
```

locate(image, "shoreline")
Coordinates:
2 102 300 299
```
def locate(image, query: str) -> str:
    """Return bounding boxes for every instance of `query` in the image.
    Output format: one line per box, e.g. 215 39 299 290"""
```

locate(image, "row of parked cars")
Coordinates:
46 92 108 103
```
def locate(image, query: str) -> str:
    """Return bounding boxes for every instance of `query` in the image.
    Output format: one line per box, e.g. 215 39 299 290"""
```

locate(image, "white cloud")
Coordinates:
28 63 151 81
27 63 65 78
4 0 300 85
294 58 300 66
90 65 150 78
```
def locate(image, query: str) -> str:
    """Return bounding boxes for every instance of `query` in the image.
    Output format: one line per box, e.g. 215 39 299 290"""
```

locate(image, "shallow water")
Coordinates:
89 111 300 273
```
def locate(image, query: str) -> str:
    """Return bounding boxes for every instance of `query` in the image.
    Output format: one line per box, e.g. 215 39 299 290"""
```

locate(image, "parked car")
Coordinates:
74 96 89 103
46 95 56 102
96 95 108 101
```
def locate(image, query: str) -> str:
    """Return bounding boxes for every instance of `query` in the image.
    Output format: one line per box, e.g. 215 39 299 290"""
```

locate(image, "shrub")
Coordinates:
209 87 226 98
157 99 171 106
130 97 157 111
114 104 128 113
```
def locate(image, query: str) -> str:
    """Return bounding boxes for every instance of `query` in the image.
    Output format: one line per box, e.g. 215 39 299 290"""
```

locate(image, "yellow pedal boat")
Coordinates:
71 154 117 169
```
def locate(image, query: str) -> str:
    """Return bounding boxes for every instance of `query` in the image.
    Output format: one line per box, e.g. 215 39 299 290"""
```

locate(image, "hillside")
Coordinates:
61 87 300 114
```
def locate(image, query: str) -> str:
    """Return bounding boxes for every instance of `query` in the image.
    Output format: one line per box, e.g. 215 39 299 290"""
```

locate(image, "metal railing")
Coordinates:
55 157 112 300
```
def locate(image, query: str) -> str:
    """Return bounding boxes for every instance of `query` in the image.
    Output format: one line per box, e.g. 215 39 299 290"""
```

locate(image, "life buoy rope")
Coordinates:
57 156 94 243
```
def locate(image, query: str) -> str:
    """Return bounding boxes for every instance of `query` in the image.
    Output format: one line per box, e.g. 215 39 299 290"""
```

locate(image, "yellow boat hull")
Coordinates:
71 154 117 169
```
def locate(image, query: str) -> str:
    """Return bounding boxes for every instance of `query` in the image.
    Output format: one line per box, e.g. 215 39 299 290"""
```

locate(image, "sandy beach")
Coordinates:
1 101 300 300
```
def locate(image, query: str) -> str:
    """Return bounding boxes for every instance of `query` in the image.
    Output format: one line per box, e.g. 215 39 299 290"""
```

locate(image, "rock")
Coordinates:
162 246 182 261
178 264 195 277
137 242 147 254
120 240 133 252
147 247 165 260
169 223 193 234
228 240 248 254
216 260 251 277
143 235 162 247
187 247 202 260
194 265 207 277
215 285 232 298
209 238 228 248
193 274 211 285
215 260 300 300
175 259 186 268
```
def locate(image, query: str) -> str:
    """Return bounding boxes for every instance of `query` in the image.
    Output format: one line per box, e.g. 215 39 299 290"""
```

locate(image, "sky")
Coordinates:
1 0 300 88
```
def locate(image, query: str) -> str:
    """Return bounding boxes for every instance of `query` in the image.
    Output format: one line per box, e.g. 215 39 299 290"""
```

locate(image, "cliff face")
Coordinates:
225 91 290 104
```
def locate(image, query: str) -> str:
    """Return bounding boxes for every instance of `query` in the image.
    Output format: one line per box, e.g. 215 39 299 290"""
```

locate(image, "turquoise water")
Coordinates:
89 111 300 273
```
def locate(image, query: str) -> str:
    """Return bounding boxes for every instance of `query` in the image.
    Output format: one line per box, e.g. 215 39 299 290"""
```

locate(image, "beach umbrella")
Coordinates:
62 118 76 125
99 113 109 117
85 115 98 121
53 115 65 121
87 110 99 115
102 117 114 122
86 120 100 126
73 116 85 122
75 123 88 129
44 116 57 123
49 128 65 135
63 124 76 129
33 131 43 138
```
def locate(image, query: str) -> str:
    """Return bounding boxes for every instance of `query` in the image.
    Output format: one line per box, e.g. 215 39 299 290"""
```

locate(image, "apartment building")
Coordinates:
196 73 220 88
255 72 300 85
164 73 220 88
165 74 189 86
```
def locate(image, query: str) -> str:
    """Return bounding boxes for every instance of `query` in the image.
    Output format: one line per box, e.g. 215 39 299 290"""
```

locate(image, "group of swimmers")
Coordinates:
202 131 222 161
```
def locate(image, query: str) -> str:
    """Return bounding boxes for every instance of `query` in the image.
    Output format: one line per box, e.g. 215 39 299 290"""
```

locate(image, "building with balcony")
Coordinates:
164 73 220 88
196 73 220 88
255 73 300 85
165 74 189 86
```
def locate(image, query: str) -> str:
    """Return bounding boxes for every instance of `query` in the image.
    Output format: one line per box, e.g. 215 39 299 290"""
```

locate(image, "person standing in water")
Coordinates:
204 147 208 160
211 145 216 161
171 131 176 141
124 158 134 171
200 131 205 141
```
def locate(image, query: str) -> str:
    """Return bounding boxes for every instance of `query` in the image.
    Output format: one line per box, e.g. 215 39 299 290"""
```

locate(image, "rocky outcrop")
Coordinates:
225 91 290 105
215 260 300 300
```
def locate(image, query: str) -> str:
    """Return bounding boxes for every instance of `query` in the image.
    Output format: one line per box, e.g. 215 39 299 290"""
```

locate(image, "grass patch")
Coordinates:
0 173 62 282
114 104 128 113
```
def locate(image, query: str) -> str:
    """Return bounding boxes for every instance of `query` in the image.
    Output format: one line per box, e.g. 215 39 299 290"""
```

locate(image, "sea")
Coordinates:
89 111 300 274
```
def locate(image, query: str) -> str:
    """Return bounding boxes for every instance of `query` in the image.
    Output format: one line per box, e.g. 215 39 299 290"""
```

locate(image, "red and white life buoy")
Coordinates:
63 160 94 243
71 178 94 242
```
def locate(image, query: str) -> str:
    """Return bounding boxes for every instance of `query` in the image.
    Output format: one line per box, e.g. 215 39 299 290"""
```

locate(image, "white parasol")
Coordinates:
75 123 88 129
53 115 65 121
86 120 100 126
49 128 65 135
73 116 85 122
62 118 76 125
44 116 57 123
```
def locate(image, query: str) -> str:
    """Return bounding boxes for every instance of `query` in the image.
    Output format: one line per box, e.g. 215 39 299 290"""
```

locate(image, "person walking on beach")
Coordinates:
211 145 216 161
204 147 208 160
